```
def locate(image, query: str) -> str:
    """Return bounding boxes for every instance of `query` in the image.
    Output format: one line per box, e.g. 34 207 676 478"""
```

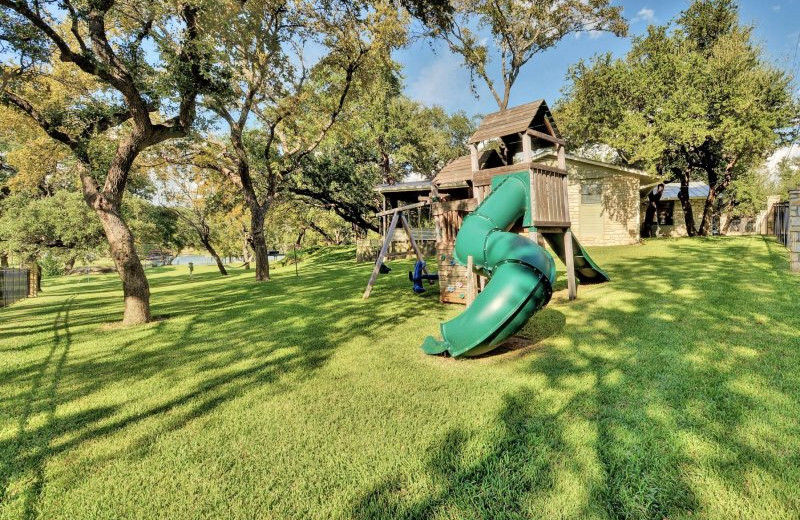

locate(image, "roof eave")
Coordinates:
532 150 657 182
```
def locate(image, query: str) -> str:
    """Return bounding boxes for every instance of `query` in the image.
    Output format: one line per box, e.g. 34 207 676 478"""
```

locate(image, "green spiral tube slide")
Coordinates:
421 175 557 357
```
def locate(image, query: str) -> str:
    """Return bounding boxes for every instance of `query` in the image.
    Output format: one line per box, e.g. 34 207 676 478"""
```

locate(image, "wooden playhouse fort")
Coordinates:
362 99 608 304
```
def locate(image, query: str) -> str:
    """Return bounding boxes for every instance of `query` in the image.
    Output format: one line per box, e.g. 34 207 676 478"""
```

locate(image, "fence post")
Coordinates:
765 195 781 235
26 263 38 297
790 188 800 273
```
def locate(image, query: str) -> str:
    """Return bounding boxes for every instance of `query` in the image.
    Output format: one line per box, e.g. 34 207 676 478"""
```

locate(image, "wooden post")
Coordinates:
470 143 479 172
557 144 566 171
529 167 538 233
363 212 399 299
528 228 540 245
789 189 800 272
400 214 428 275
381 196 387 238
564 228 577 300
561 174 571 222
522 132 532 162
466 255 475 306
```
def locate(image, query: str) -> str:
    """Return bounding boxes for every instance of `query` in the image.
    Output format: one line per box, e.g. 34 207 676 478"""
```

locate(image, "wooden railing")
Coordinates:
432 198 478 244
392 227 437 242
531 166 570 227
472 161 565 186
470 162 570 228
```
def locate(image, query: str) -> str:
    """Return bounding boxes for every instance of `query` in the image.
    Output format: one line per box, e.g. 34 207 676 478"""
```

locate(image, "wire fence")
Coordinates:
773 201 790 247
0 268 30 308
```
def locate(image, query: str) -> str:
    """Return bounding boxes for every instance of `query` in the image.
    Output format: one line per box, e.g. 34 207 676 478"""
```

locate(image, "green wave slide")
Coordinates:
421 173 609 358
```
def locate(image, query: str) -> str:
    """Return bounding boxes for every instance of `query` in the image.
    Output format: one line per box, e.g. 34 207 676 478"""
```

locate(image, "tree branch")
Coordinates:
1 89 81 153
282 47 367 174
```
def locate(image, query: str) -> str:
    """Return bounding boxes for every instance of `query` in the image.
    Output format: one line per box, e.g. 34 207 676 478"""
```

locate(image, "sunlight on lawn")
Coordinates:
1 237 799 519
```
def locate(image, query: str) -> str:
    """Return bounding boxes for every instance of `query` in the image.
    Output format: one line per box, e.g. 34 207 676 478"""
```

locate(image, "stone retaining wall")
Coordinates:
790 189 800 273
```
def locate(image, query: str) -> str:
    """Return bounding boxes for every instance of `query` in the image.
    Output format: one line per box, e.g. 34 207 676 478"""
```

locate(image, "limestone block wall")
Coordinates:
655 199 706 237
536 156 640 246
765 195 782 235
648 195 781 237
790 189 800 273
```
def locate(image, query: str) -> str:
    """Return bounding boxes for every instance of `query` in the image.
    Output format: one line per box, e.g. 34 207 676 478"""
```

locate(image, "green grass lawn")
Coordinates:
2 236 799 519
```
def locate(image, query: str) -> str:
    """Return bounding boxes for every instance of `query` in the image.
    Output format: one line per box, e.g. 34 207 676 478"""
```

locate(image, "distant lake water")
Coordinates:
172 253 285 266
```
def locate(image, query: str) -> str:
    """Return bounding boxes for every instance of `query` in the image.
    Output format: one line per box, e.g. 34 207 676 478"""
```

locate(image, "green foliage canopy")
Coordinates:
427 0 628 109
558 0 797 234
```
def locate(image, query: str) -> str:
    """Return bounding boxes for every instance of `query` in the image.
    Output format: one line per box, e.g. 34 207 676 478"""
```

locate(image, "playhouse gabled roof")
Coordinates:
432 149 655 187
468 99 560 144
434 155 473 186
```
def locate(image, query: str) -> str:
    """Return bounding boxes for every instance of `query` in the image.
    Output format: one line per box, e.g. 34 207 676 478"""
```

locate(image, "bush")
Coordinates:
279 250 304 266
39 253 64 276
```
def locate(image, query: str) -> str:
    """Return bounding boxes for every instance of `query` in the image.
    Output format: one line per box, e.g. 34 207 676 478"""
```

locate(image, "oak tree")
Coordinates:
0 0 219 323
199 0 406 281
426 0 627 110
558 0 797 235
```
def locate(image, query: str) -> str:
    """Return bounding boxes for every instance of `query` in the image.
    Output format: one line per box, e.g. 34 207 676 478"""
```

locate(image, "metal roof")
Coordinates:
660 182 709 201
374 180 432 193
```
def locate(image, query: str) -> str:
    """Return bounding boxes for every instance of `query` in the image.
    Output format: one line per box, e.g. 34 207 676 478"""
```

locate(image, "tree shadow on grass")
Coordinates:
5 238 798 517
351 388 570 520
349 237 800 519
0 297 80 519
0 255 451 516
519 235 800 518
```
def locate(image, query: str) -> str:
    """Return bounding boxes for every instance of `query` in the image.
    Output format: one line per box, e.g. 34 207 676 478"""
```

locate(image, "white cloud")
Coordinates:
634 8 655 23
766 145 800 175
588 30 603 39
772 4 781 12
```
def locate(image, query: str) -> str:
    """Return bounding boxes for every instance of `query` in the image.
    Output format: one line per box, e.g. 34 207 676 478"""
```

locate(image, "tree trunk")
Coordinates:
75 133 153 325
1 252 7 267
64 255 76 273
249 205 270 281
241 235 251 269
698 160 735 237
201 237 228 276
677 174 697 237
698 186 717 236
642 203 657 238
94 206 151 324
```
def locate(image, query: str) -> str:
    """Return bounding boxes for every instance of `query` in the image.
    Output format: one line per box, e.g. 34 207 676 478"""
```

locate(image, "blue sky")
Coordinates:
395 0 800 118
